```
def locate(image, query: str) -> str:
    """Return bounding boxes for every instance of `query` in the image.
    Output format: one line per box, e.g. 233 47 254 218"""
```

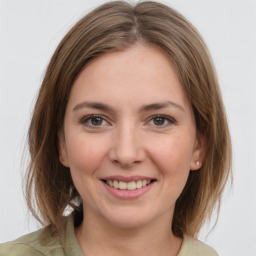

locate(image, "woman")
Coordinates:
0 1 231 255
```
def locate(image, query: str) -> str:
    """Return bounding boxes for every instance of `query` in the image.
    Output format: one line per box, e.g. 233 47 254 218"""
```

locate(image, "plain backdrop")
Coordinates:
0 0 256 255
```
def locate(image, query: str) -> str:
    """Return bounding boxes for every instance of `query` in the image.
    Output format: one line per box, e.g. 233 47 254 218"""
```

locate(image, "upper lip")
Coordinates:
101 175 156 182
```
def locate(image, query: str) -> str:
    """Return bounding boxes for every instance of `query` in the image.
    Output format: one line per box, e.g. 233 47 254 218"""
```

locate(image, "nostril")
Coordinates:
111 159 136 168
108 142 146 167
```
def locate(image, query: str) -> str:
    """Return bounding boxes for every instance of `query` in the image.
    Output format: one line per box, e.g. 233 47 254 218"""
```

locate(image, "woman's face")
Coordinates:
59 45 204 229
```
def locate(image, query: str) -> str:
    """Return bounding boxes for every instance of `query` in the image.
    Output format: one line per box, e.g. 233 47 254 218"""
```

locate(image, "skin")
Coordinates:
59 44 205 256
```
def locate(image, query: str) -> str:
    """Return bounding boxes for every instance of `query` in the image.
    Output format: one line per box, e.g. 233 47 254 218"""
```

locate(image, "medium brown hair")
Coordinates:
26 0 232 237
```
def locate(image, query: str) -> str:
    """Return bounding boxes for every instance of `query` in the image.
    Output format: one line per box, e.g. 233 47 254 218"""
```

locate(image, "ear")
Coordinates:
58 130 69 168
190 133 206 171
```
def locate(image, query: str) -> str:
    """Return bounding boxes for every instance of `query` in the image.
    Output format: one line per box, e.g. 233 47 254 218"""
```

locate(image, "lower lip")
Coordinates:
102 181 154 199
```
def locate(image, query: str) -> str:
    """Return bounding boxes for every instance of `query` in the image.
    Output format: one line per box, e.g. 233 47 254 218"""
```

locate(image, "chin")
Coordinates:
107 216 150 229
100 207 161 229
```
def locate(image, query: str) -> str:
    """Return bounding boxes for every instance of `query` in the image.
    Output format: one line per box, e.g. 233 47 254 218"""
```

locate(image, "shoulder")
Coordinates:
178 235 218 256
0 228 64 256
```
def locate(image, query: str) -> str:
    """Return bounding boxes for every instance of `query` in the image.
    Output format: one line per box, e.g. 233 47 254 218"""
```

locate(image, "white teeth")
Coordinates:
113 180 119 189
142 180 147 186
136 180 142 189
106 179 153 190
127 181 136 190
119 181 128 190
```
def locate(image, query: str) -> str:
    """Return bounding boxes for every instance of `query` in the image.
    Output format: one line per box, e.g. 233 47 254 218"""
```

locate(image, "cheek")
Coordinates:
65 135 109 203
66 134 108 174
149 135 194 173
148 136 194 203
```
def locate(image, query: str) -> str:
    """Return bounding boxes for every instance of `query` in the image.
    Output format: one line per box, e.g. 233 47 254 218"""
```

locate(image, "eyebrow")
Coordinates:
73 102 115 114
141 101 184 112
72 101 184 113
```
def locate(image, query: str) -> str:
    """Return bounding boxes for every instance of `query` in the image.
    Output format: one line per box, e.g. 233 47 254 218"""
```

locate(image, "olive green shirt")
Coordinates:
0 215 218 255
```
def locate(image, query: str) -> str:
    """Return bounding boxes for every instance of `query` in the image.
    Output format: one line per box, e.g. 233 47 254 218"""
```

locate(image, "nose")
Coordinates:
108 123 146 168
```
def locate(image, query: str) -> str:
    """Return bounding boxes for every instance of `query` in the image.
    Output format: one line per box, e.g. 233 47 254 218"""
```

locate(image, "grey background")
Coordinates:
0 0 256 255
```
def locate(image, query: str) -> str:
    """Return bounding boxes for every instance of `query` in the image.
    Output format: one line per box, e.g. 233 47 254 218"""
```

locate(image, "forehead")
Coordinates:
67 45 189 111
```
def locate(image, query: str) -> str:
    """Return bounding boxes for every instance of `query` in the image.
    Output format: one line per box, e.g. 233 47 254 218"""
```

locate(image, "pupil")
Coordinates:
92 117 102 125
154 117 164 125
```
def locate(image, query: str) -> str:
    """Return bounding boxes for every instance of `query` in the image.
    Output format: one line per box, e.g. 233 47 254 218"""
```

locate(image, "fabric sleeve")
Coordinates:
0 242 44 256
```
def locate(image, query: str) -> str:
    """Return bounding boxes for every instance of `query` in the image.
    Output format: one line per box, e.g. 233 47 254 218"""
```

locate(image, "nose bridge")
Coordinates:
109 120 145 167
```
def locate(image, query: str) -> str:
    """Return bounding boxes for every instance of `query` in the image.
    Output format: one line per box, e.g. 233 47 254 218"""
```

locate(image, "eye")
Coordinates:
148 115 175 128
81 115 109 128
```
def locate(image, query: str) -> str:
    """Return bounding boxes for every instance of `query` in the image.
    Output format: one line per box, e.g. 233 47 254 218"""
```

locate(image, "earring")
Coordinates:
196 161 200 166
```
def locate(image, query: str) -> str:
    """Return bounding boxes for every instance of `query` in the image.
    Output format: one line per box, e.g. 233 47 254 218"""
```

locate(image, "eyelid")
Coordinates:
147 114 176 128
81 114 111 128
80 114 176 129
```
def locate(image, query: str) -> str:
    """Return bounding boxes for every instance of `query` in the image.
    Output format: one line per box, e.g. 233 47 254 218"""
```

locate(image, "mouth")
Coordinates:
101 179 157 191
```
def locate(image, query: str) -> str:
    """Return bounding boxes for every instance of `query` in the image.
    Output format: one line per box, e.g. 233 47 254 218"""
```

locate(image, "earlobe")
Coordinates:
58 131 69 168
190 134 206 171
190 160 202 170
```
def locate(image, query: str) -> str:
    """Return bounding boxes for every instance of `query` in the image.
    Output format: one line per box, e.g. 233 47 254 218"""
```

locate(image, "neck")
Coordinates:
75 209 182 256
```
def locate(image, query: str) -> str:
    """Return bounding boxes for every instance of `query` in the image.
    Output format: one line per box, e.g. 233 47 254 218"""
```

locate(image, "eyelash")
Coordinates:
81 114 176 129
148 114 176 128
81 114 109 129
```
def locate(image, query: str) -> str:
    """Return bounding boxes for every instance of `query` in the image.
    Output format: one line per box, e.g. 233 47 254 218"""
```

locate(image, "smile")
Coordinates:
101 176 157 199
105 180 151 190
